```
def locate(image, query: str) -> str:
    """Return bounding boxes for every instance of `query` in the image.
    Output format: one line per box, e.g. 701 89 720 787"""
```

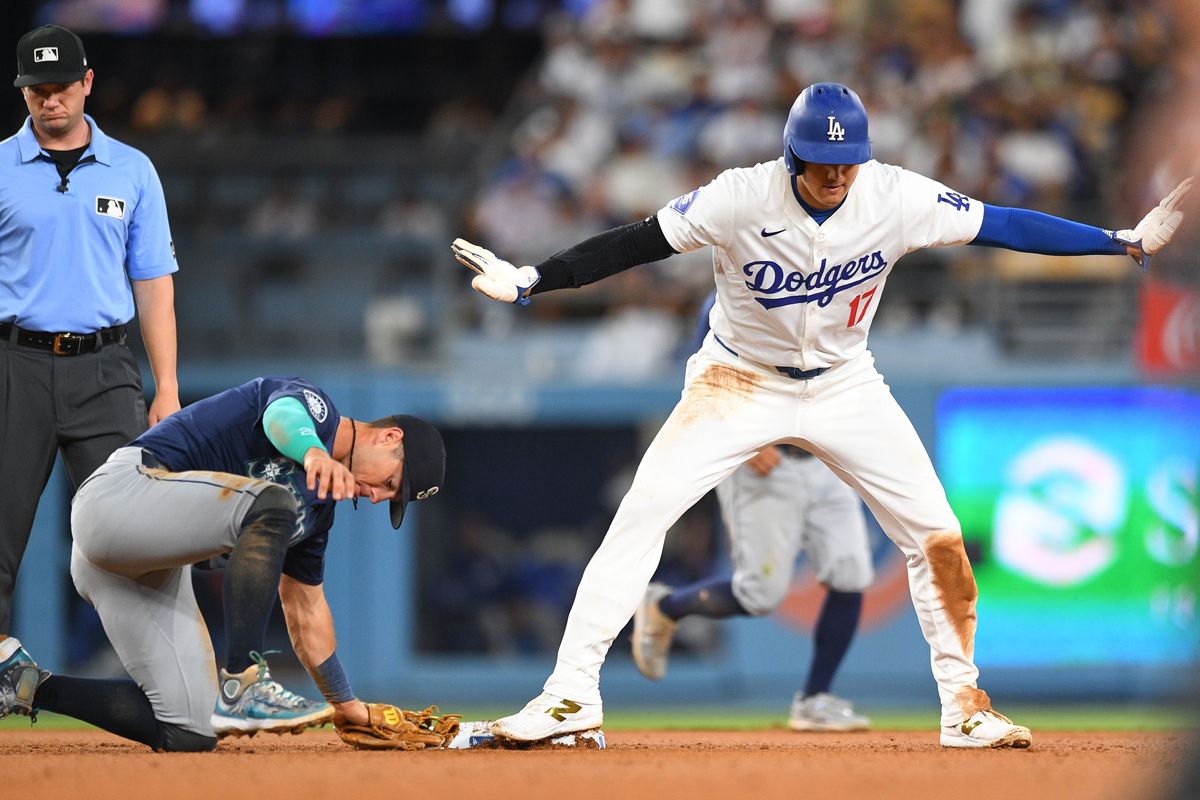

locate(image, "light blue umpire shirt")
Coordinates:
0 113 177 333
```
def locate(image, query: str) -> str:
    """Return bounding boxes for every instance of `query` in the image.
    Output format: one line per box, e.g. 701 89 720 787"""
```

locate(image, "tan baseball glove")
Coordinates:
336 703 462 751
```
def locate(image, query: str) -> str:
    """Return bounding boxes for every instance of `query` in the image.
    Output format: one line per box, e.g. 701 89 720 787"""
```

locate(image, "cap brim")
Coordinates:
389 462 412 530
14 69 87 88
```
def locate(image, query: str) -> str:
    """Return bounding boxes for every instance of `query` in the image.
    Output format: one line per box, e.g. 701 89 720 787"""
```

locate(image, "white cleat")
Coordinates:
940 708 1032 749
632 582 677 681
787 692 870 732
490 692 603 742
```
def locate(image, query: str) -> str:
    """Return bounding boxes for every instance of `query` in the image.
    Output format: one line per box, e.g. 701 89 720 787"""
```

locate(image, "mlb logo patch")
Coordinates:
34 47 59 63
96 197 126 220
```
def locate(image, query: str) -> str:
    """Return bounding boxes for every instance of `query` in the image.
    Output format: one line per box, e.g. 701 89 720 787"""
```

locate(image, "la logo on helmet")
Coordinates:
826 115 846 142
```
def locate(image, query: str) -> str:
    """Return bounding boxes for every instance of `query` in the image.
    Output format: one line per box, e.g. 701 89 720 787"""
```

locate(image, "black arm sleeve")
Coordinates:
529 215 678 295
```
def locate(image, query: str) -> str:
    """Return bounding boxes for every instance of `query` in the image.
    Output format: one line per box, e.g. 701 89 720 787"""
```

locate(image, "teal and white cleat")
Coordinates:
210 651 332 737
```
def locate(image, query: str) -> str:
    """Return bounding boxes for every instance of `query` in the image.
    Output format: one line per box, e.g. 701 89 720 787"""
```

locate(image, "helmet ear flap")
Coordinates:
792 150 807 176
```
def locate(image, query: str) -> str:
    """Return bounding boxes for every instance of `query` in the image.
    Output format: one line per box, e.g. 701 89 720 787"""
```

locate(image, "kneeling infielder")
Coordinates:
0 377 451 751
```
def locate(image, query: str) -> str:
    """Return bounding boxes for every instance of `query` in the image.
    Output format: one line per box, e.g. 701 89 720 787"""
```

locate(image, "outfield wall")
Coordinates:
14 335 1197 710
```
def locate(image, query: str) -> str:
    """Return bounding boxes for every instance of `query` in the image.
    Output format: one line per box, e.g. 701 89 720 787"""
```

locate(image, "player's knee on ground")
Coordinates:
153 721 217 753
732 570 792 616
814 555 875 594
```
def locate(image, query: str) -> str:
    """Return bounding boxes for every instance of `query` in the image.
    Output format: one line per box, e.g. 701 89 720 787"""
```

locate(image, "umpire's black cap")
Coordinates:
14 25 88 88
389 415 445 529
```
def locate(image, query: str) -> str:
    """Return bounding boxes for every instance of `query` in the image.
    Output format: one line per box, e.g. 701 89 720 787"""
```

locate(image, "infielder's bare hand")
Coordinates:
451 238 540 305
746 446 783 477
303 447 357 501
1114 176 1194 270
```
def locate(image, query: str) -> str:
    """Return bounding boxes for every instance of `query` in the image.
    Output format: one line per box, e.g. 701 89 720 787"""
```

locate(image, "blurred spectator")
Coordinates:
247 178 318 241
463 0 1181 342
377 191 448 244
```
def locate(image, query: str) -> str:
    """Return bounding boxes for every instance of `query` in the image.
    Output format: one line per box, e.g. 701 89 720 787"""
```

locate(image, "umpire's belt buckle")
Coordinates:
52 332 83 356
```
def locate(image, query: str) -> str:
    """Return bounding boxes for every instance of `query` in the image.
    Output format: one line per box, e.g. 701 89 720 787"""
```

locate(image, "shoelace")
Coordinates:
244 650 315 709
982 708 1013 724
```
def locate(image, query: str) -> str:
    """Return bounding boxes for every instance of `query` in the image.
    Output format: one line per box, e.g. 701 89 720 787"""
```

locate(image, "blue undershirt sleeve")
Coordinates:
971 204 1127 256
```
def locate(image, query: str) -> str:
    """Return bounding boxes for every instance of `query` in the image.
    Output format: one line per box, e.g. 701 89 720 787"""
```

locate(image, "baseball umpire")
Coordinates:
0 377 452 751
452 82 1191 748
1 25 181 645
633 290 874 732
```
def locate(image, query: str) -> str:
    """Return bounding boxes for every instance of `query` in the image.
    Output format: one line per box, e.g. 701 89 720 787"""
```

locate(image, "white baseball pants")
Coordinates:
543 335 986 726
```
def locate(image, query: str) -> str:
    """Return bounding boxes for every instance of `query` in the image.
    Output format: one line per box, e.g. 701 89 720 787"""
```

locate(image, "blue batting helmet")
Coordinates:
784 82 871 174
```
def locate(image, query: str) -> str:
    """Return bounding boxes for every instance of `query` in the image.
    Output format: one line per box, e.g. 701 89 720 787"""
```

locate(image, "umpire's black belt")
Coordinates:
713 334 829 380
1 321 127 356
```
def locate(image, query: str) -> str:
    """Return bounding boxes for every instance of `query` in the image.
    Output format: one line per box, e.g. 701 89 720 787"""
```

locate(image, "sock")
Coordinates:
803 589 863 697
657 577 748 621
223 507 293 674
34 675 162 748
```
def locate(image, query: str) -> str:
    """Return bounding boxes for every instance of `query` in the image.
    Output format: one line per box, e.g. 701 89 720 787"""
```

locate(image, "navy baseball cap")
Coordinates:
14 25 88 88
389 414 445 529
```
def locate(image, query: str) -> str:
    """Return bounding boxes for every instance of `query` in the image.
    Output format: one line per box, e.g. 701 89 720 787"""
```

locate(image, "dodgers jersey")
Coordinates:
656 158 985 369
131 377 339 584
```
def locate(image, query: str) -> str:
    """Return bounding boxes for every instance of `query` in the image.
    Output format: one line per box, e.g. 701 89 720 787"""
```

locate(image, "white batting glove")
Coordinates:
451 238 540 306
1112 177 1193 271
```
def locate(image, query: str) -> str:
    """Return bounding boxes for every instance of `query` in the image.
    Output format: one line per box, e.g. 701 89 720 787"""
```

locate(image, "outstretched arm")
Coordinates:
452 216 677 305
279 575 369 726
971 178 1193 271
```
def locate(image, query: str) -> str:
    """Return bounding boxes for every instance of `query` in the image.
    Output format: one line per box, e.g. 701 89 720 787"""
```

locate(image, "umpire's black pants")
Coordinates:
0 335 147 634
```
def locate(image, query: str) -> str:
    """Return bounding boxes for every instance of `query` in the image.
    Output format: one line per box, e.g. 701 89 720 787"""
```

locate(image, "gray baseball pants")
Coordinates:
717 452 874 615
70 447 284 735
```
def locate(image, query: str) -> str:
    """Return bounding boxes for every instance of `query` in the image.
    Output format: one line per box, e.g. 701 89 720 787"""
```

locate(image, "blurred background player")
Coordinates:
634 290 873 732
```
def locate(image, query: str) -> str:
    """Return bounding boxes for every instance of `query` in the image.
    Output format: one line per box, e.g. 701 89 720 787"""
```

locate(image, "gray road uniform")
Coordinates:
70 377 337 735
719 449 873 614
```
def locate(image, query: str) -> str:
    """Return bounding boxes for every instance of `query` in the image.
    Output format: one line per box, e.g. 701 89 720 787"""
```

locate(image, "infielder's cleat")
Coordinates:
632 582 677 680
787 692 870 732
940 708 1032 749
0 637 51 720
490 692 603 742
210 651 333 738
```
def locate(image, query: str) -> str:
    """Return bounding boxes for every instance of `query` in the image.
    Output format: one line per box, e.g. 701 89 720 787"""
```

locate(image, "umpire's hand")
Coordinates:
303 448 357 501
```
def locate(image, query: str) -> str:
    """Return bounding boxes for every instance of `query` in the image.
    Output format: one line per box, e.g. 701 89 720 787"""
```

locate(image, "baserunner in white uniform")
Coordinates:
451 82 1192 749
633 290 873 732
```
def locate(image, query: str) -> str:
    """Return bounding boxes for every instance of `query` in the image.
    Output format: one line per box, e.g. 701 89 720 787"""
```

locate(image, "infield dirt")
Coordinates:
3 728 1190 800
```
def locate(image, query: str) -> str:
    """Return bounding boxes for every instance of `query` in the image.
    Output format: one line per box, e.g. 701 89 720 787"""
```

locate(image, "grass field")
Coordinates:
5 705 1195 732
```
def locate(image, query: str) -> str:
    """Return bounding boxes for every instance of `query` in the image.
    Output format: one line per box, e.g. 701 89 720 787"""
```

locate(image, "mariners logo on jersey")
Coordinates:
302 389 328 423
247 457 307 541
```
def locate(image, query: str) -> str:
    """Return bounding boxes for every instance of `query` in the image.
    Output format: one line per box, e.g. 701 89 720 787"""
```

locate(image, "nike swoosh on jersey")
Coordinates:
760 227 786 237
